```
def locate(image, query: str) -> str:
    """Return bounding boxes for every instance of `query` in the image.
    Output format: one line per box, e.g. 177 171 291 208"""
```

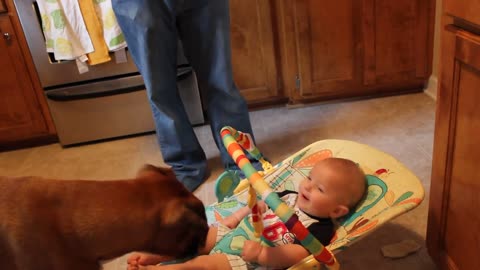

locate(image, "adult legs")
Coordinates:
176 0 260 171
112 0 207 191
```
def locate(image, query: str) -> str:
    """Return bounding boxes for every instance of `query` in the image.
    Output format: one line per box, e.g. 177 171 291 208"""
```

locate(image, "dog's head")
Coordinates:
138 165 209 258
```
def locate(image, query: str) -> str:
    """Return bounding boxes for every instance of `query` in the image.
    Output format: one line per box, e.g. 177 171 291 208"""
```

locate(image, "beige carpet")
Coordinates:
0 92 438 270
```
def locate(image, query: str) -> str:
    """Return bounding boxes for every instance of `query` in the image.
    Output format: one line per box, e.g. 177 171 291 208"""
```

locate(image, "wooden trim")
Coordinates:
425 0 437 77
415 0 434 78
0 134 57 152
362 0 376 85
257 0 279 98
283 82 424 105
455 29 480 70
446 254 461 270
293 0 312 96
5 0 57 136
276 1 299 103
438 58 461 264
445 0 480 28
426 19 457 263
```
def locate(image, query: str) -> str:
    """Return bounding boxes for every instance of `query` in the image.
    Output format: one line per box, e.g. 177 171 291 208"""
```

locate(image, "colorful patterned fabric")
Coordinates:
206 135 424 270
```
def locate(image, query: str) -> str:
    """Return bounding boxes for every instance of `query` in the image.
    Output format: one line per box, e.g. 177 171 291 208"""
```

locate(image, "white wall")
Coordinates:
425 0 442 100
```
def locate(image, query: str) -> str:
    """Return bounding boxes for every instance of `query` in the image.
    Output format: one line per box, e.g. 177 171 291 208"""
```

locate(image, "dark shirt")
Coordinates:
276 190 335 246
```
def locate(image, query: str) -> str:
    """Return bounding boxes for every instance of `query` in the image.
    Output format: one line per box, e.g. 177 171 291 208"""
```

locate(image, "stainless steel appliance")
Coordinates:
12 0 204 145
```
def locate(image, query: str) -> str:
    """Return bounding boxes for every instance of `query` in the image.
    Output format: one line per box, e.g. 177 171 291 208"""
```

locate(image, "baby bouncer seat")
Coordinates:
205 127 425 269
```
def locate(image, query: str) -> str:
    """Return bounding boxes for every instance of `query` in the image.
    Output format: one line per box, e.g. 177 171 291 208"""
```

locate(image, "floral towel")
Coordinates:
37 0 94 61
92 0 126 51
37 0 126 62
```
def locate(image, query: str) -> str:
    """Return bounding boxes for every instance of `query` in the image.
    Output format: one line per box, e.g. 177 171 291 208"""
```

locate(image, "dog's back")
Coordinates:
0 166 208 270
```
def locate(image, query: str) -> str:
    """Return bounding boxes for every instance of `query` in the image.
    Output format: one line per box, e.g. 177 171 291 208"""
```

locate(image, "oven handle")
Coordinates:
46 65 193 102
46 84 144 101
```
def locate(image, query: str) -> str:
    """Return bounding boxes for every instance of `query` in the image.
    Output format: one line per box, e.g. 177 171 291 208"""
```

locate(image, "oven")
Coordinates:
12 0 204 146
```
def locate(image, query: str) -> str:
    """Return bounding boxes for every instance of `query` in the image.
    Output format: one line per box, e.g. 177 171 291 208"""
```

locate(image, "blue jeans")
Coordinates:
112 0 256 191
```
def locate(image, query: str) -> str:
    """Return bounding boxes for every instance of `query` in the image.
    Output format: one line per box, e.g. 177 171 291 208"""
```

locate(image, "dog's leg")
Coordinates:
15 250 100 270
9 233 101 270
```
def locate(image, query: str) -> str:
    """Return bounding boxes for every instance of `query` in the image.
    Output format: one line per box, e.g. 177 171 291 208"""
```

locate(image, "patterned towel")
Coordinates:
37 0 94 61
93 0 127 51
78 0 111 65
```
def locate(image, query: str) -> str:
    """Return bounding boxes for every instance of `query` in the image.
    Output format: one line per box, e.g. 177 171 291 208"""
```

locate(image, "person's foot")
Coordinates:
127 252 174 270
174 165 210 192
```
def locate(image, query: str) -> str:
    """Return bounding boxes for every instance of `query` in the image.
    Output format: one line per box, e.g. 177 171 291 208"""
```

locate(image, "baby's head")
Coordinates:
297 157 366 219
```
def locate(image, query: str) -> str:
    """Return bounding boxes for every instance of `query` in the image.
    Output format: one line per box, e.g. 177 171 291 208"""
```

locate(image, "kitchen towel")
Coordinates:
37 0 94 61
78 0 111 65
93 0 127 51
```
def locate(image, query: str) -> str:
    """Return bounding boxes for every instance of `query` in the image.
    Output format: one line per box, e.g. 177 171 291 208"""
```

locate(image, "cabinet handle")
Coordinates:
3 32 11 41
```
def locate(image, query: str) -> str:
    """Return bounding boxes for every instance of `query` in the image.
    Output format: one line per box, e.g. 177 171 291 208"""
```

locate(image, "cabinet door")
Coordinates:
230 0 282 104
288 0 432 101
0 15 49 144
363 0 431 85
427 25 480 270
291 0 363 98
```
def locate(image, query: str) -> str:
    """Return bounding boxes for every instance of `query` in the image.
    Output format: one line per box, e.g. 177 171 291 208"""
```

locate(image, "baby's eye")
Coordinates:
317 186 324 193
307 176 312 181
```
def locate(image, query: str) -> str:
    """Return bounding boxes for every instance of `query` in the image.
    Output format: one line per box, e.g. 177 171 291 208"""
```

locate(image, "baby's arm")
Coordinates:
241 241 310 269
220 206 251 228
221 201 267 229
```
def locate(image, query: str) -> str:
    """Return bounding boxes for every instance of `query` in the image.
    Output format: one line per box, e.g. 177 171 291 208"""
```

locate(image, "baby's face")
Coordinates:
297 161 347 218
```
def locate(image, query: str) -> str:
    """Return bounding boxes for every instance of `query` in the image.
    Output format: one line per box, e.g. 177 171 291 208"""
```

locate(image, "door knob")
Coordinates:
3 32 11 41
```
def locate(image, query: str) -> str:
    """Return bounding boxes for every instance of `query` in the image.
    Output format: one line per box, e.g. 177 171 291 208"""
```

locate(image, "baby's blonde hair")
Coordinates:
320 158 366 210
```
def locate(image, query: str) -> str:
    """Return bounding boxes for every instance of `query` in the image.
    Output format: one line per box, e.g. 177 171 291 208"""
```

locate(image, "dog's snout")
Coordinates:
180 197 209 255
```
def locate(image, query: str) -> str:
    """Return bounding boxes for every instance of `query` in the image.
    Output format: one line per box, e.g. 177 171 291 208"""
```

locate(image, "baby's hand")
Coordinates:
241 240 263 263
256 200 267 214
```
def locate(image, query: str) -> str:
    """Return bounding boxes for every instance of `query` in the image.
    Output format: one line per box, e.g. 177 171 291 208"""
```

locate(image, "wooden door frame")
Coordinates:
427 22 480 269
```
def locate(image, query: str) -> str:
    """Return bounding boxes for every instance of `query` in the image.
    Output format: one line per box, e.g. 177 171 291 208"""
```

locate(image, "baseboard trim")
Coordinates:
424 75 438 100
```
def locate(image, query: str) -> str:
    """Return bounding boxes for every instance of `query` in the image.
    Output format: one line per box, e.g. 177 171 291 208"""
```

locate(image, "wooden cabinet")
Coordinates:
229 0 287 106
1 0 436 148
278 0 435 103
426 1 480 269
285 0 363 99
231 1 435 104
364 0 431 85
0 4 55 150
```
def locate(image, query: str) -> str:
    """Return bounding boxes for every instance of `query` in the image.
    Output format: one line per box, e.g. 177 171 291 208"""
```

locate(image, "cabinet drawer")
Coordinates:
445 0 480 27
0 0 7 13
450 25 480 72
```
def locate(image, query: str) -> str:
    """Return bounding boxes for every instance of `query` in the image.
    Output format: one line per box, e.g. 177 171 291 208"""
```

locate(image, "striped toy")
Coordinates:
220 126 339 270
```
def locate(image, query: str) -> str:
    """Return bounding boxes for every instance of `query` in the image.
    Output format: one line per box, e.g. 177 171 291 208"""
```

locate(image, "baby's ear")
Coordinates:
330 205 349 219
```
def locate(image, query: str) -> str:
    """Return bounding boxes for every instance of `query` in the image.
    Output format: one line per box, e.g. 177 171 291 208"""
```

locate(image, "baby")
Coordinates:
127 157 366 270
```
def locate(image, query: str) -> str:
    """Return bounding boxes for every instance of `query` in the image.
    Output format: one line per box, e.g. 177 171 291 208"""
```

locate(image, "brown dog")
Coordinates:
0 165 209 270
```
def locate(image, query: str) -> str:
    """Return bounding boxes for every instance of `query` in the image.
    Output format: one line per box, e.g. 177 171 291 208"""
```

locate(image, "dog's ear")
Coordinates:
161 196 206 226
152 197 208 257
136 164 175 178
169 197 209 255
